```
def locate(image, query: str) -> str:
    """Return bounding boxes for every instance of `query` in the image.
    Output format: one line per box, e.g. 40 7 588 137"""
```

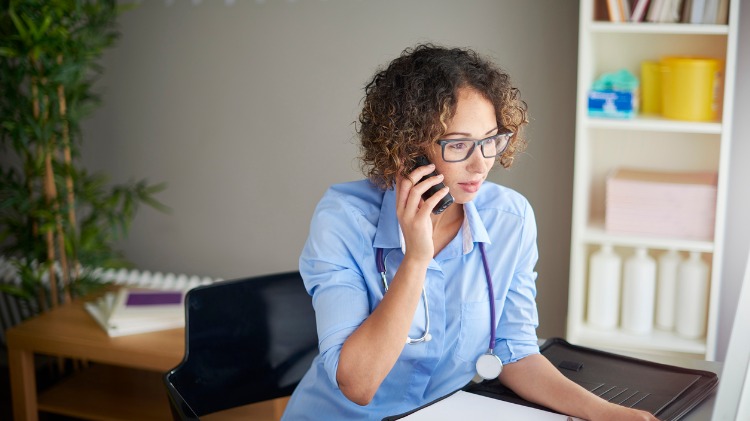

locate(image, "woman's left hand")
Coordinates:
498 355 659 421
586 402 659 421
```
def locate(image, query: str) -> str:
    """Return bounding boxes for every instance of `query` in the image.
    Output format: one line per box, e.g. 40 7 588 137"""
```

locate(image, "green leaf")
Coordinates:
8 8 29 42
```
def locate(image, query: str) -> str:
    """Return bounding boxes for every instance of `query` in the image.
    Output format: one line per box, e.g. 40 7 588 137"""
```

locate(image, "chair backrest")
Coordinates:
164 271 318 419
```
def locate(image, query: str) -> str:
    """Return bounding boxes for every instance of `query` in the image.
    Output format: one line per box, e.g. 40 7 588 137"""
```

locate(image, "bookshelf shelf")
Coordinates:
582 221 715 253
566 0 739 360
585 115 723 134
571 324 707 356
589 21 729 35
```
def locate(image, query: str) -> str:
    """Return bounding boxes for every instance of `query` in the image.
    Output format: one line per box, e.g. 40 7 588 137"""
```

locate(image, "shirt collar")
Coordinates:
372 188 492 254
462 200 491 253
372 188 400 249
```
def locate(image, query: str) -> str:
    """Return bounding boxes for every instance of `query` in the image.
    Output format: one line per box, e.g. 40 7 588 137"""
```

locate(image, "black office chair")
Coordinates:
163 271 318 420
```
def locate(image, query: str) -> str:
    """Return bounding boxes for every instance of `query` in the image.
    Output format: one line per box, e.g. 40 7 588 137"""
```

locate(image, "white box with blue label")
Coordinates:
588 69 639 119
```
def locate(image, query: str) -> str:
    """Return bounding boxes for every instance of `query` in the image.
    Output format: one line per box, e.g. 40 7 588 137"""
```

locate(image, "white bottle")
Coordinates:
587 244 622 329
656 249 681 330
675 252 709 339
621 247 656 334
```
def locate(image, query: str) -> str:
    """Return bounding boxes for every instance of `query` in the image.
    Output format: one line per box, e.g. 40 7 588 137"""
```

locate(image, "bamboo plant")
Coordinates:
0 0 167 312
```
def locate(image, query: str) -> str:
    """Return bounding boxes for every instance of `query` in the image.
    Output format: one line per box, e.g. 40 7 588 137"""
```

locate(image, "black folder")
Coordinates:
384 338 718 421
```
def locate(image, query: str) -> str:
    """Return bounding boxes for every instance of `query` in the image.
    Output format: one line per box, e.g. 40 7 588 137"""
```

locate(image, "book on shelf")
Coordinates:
600 0 727 23
665 0 685 22
689 0 706 23
631 0 652 22
681 0 694 22
646 0 684 22
716 0 729 24
607 0 625 21
646 0 666 22
681 0 729 25
702 0 719 23
85 288 186 337
594 0 612 21
621 0 632 21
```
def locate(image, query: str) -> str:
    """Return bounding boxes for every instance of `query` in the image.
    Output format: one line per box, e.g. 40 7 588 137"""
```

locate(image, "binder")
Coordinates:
384 338 718 421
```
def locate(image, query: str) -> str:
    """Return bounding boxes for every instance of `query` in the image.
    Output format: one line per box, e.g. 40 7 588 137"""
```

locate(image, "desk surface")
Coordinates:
7 299 184 371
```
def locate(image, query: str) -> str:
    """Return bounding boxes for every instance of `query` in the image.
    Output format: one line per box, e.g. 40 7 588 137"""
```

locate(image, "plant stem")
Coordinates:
31 76 48 311
41 86 60 309
57 54 75 302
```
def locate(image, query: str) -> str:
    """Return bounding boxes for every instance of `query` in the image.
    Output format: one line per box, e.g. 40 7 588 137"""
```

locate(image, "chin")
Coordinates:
450 193 476 205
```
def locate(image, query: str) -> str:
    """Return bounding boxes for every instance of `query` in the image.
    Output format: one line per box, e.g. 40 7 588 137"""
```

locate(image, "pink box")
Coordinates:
605 168 718 240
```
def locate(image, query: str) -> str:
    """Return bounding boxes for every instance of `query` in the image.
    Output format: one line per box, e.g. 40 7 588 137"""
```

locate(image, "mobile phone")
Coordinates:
413 156 454 215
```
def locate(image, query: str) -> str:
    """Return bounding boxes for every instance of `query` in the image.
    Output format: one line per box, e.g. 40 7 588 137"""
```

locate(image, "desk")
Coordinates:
7 299 184 420
9 306 721 421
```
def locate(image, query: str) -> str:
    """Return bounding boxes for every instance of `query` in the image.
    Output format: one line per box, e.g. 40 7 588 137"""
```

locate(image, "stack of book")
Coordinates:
85 288 186 337
600 0 729 24
605 168 718 240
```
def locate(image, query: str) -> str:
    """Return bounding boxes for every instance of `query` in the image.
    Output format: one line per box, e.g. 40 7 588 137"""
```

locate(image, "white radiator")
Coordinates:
0 256 222 343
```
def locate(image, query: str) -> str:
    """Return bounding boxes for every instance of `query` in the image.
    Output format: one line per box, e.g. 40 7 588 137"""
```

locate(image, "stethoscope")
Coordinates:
376 242 503 380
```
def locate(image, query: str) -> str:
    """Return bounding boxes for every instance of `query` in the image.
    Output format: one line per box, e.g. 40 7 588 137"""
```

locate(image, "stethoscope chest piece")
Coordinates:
476 351 503 380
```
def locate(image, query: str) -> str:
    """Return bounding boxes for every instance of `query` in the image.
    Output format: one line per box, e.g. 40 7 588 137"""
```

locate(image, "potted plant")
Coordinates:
0 0 166 323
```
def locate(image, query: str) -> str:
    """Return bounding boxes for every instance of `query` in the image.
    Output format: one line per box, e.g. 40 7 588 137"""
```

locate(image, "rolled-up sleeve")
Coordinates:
494 200 540 363
299 190 371 388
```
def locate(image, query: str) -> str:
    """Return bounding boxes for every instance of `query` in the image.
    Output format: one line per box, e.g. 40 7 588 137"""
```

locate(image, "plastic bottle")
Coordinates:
621 248 656 334
656 249 681 330
675 252 709 339
587 244 622 329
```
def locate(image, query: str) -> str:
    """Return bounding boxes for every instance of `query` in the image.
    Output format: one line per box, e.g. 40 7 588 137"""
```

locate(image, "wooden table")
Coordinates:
7 298 289 421
6 299 184 421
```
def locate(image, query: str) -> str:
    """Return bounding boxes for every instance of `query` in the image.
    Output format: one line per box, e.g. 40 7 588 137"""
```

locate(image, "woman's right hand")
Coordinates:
337 165 449 405
395 163 450 262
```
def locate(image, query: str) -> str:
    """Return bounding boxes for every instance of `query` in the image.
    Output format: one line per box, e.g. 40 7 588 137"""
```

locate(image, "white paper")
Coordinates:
400 391 583 421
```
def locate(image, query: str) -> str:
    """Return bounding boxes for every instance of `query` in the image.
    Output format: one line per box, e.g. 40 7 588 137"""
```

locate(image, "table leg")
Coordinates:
8 347 39 421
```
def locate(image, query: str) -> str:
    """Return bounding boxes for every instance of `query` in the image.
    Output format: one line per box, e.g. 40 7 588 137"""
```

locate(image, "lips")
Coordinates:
457 180 482 193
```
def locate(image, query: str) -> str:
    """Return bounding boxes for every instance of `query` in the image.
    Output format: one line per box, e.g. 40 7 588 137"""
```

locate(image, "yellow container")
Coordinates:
660 57 723 122
640 61 661 115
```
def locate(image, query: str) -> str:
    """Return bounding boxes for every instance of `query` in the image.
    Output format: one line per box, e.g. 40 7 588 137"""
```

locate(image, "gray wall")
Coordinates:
83 0 579 340
81 0 747 355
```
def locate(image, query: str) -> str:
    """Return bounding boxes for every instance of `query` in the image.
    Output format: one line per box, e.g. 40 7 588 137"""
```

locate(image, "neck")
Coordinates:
429 204 464 257
430 203 464 233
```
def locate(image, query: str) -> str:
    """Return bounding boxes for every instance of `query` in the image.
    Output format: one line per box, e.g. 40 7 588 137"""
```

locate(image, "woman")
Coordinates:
282 44 656 420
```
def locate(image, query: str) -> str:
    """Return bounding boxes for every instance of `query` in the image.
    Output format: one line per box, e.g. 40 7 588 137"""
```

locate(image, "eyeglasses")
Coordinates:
437 128 513 163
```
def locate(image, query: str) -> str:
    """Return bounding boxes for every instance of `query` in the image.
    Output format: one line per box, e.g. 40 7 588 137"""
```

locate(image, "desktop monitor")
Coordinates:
711 246 750 420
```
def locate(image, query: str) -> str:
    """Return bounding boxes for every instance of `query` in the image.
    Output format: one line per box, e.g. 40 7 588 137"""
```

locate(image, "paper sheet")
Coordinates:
400 391 584 420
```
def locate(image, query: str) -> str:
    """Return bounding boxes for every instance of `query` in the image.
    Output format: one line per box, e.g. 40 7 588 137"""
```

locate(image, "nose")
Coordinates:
466 145 491 173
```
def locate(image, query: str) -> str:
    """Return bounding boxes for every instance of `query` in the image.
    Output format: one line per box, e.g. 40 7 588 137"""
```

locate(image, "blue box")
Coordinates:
588 89 637 119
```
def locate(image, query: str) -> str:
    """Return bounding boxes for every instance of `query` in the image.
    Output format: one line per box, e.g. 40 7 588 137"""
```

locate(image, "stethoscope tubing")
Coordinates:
377 247 431 344
376 244 496 352
478 242 496 351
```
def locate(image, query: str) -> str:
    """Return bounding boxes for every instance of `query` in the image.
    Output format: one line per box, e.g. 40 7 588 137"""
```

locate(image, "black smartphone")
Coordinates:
414 156 454 215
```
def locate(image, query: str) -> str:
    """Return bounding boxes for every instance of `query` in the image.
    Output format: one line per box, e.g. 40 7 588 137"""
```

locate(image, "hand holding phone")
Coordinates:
413 156 454 215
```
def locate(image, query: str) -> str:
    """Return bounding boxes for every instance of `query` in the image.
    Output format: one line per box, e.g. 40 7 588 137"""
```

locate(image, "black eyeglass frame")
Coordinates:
436 128 514 163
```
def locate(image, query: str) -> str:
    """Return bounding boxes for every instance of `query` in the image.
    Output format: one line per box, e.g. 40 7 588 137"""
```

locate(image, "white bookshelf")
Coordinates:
566 0 740 360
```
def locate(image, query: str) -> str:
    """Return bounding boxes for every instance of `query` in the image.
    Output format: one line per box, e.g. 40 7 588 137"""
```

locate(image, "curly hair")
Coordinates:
357 44 528 189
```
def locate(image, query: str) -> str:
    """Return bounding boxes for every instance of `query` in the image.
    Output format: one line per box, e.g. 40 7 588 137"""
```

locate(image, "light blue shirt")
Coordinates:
282 179 540 420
